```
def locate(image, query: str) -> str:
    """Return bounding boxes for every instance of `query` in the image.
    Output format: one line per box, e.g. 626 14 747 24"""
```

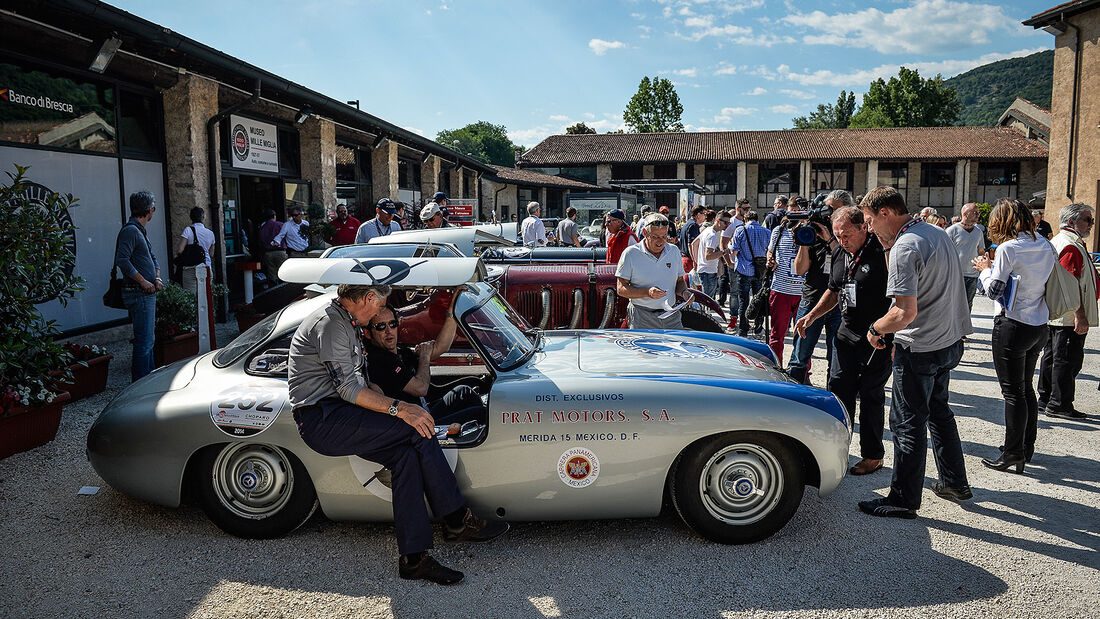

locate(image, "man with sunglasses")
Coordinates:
364 295 486 426
289 284 507 585
616 213 693 329
273 207 311 258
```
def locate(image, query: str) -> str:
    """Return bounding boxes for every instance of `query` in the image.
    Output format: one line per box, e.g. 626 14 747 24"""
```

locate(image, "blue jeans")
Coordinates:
887 340 968 510
962 276 978 312
737 273 761 335
123 288 156 382
698 271 718 300
787 299 841 382
727 269 741 320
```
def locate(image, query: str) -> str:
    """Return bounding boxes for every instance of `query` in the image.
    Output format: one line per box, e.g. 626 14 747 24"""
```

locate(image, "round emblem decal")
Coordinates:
614 337 723 359
231 123 250 161
558 447 600 488
209 381 285 437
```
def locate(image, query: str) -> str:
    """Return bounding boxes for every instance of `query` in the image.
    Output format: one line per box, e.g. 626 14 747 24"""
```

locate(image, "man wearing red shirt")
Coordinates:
604 209 638 265
330 204 362 246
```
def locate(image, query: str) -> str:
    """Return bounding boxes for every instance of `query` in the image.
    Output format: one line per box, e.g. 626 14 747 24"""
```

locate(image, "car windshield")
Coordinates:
460 293 536 371
213 310 282 367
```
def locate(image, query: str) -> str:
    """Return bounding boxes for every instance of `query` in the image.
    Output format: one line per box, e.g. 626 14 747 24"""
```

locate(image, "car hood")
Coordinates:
545 331 786 381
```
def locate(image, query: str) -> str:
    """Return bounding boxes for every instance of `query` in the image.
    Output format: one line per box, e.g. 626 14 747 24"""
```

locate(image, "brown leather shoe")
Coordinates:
443 507 510 543
849 458 884 476
398 555 464 585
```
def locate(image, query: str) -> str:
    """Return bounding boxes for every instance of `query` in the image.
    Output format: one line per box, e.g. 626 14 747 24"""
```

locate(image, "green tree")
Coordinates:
436 121 525 167
565 122 597 134
849 67 962 128
623 76 684 133
791 90 857 129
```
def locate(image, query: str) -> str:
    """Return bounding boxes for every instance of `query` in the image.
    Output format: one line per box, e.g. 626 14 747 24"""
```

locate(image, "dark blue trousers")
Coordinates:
294 398 466 555
887 341 969 510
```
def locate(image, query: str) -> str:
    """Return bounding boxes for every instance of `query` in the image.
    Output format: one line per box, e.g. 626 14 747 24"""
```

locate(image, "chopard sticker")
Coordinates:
558 447 600 488
614 337 723 359
209 381 286 437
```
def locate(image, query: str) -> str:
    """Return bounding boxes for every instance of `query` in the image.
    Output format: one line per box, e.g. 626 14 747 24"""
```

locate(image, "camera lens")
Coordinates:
794 224 818 246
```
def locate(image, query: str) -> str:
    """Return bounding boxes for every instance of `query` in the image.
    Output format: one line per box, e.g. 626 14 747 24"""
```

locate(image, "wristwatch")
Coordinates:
388 399 400 416
868 324 882 338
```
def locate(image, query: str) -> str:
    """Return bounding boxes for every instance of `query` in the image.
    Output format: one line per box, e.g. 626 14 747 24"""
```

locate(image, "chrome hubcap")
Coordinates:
699 443 784 525
212 444 293 520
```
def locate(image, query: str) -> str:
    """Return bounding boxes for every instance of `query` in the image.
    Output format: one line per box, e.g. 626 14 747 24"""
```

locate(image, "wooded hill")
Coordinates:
945 50 1053 126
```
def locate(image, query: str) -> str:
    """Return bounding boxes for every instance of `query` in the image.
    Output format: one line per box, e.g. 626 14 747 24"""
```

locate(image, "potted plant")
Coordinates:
154 281 199 366
0 165 82 458
307 202 335 251
233 301 267 332
52 342 113 402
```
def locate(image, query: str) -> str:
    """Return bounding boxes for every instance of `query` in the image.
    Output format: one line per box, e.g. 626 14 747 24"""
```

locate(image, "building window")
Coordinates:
278 127 300 177
611 164 643 180
975 161 1020 203
653 163 677 179
919 162 956 209
0 61 117 154
685 164 695 180
518 186 538 208
118 90 162 156
810 163 853 194
398 159 421 190
705 163 738 195
336 143 372 217
757 163 799 210
876 161 908 191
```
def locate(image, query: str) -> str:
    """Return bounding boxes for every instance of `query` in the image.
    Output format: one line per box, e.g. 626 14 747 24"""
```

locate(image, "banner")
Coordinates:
229 114 279 172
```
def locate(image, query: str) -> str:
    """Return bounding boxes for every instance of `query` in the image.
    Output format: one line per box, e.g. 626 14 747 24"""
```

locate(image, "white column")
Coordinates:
801 160 812 197
676 162 687 179
194 265 213 354
867 160 879 191
737 162 747 200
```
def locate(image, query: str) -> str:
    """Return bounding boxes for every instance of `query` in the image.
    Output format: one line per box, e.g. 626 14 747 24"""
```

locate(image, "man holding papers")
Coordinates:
616 213 694 329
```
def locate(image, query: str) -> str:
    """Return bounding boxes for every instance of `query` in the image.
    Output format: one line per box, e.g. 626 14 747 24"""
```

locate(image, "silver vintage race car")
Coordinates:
88 257 850 544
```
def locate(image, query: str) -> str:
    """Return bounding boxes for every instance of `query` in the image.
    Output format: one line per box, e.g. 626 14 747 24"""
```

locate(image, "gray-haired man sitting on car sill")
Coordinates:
288 283 507 585
363 292 487 428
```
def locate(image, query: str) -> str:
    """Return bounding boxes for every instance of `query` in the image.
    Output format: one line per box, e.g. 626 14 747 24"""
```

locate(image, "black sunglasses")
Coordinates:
647 221 670 228
369 319 399 331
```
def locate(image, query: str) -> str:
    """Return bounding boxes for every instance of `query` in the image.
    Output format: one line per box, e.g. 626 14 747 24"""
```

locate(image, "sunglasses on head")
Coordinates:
370 319 399 331
647 220 670 228
718 217 731 224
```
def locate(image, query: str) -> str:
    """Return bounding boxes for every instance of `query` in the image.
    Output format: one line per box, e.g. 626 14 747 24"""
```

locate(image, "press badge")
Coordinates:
823 258 831 276
842 282 857 308
789 258 798 278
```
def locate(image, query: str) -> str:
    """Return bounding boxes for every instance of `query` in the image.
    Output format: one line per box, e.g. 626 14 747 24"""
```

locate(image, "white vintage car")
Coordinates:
88 257 849 544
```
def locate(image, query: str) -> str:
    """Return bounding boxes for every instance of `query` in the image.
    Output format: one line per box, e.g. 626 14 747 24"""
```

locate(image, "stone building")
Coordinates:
518 126 1049 219
1026 0 1100 250
999 97 1052 147
479 165 602 222
0 1 549 333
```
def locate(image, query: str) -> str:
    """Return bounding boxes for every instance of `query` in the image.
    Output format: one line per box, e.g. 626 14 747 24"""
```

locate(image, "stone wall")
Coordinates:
161 73 219 246
298 116 336 210
371 140 399 201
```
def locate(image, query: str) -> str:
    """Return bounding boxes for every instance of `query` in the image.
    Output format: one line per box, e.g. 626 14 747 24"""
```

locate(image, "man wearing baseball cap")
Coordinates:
355 198 403 244
420 203 446 229
604 208 638 264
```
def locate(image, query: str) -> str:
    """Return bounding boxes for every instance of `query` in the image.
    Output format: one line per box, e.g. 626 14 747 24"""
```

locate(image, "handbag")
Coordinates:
175 225 208 279
744 227 768 279
1045 240 1083 318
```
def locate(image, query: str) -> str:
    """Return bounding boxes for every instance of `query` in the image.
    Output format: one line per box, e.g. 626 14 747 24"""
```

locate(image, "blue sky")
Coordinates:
110 0 1054 148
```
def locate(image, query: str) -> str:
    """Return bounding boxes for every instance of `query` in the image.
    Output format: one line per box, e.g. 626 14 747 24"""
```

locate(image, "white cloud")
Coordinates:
733 33 796 47
744 87 768 95
747 65 779 81
510 115 627 145
714 62 738 75
779 47 1050 86
770 104 800 114
588 38 626 55
779 89 815 100
713 106 758 123
549 114 570 121
630 12 646 19
583 112 596 119
661 67 699 78
781 0 1028 55
677 14 752 41
638 25 652 33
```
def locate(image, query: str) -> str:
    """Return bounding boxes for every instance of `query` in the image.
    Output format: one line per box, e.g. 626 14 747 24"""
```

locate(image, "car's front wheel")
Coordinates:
672 432 804 544
196 443 318 539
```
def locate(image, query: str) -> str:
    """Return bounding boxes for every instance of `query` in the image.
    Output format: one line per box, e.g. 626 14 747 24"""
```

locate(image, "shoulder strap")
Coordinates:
111 222 141 278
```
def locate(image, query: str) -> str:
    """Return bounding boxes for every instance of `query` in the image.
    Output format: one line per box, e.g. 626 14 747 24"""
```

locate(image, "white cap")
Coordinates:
420 203 442 220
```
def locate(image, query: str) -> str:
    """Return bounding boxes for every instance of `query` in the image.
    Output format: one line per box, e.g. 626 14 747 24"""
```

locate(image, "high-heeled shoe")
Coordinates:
982 453 1025 473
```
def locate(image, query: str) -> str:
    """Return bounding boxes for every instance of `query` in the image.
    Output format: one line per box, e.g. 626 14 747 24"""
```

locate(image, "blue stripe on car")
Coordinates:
627 329 777 365
615 374 848 426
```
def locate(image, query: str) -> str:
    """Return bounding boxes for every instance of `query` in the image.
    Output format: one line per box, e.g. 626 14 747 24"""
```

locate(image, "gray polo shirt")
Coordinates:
887 221 973 352
945 222 986 277
288 301 369 411
615 241 685 310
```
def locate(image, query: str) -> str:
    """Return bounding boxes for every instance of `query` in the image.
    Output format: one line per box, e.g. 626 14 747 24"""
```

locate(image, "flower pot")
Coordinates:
52 354 114 402
0 391 71 460
154 331 199 367
236 312 268 332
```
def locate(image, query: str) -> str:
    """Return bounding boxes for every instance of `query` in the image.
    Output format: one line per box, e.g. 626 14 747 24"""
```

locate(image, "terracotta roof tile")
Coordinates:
484 165 602 190
518 127 1048 167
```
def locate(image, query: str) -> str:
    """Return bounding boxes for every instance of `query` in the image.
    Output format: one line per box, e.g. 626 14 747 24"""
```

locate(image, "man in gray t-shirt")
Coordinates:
857 187 972 520
945 202 988 311
556 207 581 247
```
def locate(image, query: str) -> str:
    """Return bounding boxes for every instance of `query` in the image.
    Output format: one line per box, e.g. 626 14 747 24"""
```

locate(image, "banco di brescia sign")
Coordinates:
0 88 76 113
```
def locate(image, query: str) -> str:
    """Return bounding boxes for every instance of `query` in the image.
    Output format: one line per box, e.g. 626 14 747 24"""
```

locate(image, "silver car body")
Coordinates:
88 258 849 529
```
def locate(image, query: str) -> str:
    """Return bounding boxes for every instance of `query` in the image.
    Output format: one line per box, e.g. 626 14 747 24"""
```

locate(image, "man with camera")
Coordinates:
729 210 771 337
794 206 891 476
857 186 973 519
787 191 848 383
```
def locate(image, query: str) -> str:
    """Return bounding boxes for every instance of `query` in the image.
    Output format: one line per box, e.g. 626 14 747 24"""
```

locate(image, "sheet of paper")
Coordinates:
77 486 99 495
658 298 690 319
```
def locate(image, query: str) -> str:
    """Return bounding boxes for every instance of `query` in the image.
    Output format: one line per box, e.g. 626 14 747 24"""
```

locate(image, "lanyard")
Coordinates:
895 217 919 241
376 220 390 236
845 233 874 282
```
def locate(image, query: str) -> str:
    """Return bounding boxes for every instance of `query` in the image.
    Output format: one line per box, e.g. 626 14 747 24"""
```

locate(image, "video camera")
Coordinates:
787 194 833 246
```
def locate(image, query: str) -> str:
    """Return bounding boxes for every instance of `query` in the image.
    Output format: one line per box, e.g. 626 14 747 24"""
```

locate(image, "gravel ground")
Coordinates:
2 296 1098 618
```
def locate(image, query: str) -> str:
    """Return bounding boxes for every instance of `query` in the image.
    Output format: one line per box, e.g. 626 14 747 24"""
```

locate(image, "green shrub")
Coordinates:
156 281 197 338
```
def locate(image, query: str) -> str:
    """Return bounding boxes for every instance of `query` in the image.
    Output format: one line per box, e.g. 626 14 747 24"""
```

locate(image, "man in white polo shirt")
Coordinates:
616 213 693 329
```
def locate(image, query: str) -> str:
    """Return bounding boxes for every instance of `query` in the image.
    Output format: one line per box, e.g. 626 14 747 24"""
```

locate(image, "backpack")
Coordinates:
1045 241 1082 318
177 225 207 268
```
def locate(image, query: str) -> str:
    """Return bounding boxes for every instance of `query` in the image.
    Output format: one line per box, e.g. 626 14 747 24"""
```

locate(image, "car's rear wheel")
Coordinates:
196 443 318 539
672 432 804 544
681 306 725 333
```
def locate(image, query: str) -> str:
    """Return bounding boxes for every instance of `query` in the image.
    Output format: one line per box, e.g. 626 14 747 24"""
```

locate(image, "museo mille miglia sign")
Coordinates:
229 114 279 173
